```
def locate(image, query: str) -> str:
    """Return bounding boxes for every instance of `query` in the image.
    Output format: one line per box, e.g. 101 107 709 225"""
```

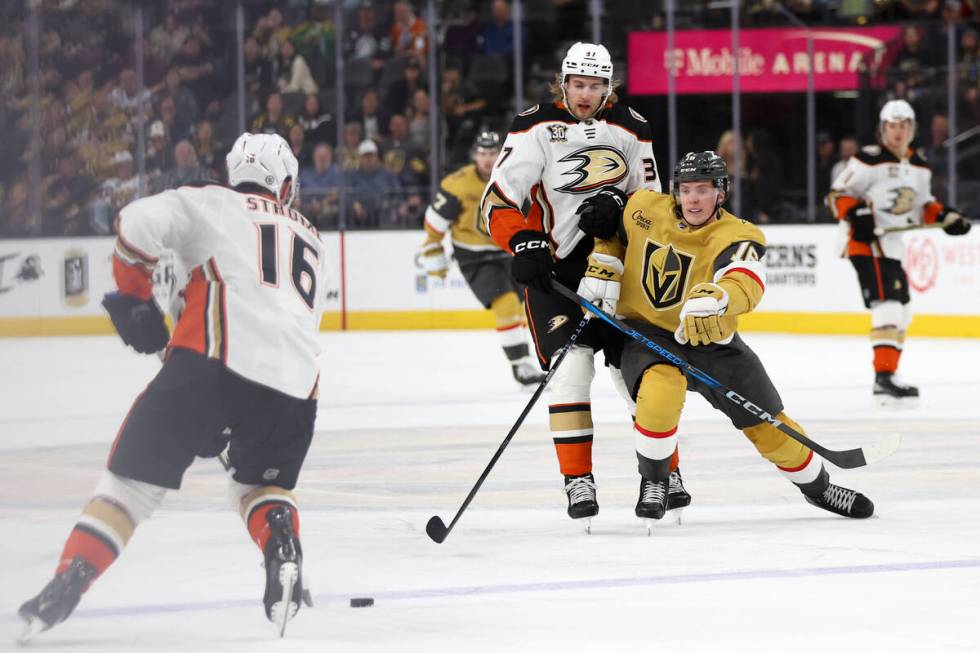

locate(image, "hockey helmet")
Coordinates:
561 42 613 82
226 132 299 208
671 151 730 196
472 130 501 152
879 99 916 125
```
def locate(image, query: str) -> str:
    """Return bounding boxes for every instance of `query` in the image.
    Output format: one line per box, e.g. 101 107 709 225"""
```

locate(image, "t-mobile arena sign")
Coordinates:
628 26 901 95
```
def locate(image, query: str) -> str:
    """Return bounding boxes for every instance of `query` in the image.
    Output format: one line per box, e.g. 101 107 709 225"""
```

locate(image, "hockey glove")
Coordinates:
577 253 624 316
576 186 627 239
417 242 449 279
846 201 875 244
940 208 972 236
509 230 554 292
674 282 734 347
102 292 170 354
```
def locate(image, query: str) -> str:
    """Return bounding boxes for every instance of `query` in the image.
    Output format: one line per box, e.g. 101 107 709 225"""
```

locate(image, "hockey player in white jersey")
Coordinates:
18 133 326 641
827 100 972 402
480 42 690 526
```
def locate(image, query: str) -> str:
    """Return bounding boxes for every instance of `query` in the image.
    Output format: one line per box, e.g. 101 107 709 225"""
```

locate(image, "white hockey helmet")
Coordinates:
561 42 613 82
226 132 299 208
879 99 916 125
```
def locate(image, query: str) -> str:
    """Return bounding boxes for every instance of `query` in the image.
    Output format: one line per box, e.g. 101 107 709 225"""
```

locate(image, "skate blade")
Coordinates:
17 615 46 645
874 394 919 408
583 517 592 535
670 507 685 526
271 562 300 638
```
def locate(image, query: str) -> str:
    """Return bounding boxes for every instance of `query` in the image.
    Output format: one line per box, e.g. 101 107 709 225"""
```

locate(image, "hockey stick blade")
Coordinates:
553 284 901 470
425 516 449 543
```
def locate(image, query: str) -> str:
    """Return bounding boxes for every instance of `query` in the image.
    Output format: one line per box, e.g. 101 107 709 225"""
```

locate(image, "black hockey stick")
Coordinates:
553 284 901 469
426 312 593 543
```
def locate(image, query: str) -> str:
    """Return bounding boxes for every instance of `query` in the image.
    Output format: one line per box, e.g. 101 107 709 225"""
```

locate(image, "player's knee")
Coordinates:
870 300 903 329
549 345 595 402
607 366 636 417
635 364 686 432
490 292 524 328
93 470 167 525
742 412 809 467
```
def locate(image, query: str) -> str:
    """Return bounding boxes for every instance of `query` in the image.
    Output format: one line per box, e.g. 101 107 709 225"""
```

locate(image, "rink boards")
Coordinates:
0 224 978 337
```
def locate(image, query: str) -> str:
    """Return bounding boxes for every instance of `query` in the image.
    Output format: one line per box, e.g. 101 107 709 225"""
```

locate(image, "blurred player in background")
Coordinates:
481 42 690 528
19 133 327 640
828 100 972 403
417 130 545 387
578 151 875 527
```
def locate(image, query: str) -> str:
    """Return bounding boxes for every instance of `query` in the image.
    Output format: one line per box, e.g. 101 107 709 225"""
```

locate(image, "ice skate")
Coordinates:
667 468 692 525
802 483 874 519
874 372 919 406
263 506 305 637
512 358 546 387
564 473 598 533
18 556 97 643
635 477 669 535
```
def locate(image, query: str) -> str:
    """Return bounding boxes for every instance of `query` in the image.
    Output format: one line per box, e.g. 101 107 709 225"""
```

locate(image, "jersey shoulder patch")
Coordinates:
509 102 573 134
604 103 652 142
854 145 884 165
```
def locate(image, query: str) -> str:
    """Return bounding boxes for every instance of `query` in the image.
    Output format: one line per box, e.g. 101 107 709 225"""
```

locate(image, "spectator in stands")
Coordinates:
95 150 140 234
171 35 218 111
192 119 222 178
350 139 402 227
276 39 318 95
441 61 486 161
298 94 335 146
244 36 274 118
42 153 96 236
381 113 428 188
443 0 480 62
146 120 173 179
408 88 431 151
352 88 389 142
483 0 521 56
152 140 211 192
384 56 425 116
893 26 935 74
251 92 297 139
830 135 859 184
390 1 428 59
156 67 200 132
148 12 188 64
253 7 291 60
158 94 191 143
288 123 311 168
346 1 391 63
960 28 979 87
1 177 32 237
109 68 153 113
341 121 365 171
716 129 743 178
300 143 344 227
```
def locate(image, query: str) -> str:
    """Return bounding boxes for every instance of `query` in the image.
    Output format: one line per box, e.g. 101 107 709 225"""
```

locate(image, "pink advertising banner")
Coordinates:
628 26 901 95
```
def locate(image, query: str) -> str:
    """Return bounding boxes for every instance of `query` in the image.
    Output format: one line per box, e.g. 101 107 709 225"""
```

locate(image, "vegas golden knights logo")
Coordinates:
885 187 917 215
556 146 628 194
642 240 693 310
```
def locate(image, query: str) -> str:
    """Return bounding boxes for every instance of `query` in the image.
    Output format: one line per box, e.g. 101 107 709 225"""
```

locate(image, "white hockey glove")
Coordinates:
417 242 448 279
674 282 734 347
577 253 623 316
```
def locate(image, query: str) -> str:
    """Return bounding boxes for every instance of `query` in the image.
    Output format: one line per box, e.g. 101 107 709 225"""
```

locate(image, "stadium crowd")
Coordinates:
1 0 978 236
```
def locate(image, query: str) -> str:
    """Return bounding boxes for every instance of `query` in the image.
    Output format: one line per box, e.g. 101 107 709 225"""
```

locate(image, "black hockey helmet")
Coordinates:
671 151 730 197
473 130 501 152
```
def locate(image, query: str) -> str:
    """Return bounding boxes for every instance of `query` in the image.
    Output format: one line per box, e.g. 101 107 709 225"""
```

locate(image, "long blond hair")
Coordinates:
716 130 744 177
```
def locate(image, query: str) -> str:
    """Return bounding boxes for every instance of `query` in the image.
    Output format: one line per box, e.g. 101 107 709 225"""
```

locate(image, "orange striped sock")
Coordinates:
247 501 301 552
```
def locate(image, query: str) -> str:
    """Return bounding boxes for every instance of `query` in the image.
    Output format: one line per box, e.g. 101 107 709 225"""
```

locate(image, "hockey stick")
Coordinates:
426 312 593 543
873 209 972 236
552 284 901 470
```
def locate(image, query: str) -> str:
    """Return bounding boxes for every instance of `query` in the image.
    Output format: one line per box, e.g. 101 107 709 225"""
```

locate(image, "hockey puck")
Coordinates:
350 597 374 608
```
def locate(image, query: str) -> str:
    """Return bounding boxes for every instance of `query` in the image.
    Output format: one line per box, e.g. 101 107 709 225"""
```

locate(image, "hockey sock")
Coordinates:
491 293 531 363
742 412 823 485
550 402 593 476
634 364 684 481
872 343 900 374
242 487 300 552
55 498 136 589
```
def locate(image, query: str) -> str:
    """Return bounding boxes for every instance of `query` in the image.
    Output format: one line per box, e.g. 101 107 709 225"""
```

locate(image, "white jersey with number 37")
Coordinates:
116 183 328 399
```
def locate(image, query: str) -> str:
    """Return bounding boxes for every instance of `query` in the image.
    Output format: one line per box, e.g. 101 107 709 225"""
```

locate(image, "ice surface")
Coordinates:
1 331 979 651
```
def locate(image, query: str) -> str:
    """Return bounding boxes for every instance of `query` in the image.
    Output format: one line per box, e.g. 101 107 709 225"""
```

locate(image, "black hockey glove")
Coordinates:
509 230 554 292
576 186 627 239
940 208 972 236
847 201 875 244
102 292 170 354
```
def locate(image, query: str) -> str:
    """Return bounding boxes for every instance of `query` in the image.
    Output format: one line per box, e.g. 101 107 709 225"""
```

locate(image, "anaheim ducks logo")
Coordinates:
547 315 569 332
555 146 628 194
642 239 694 310
884 187 917 215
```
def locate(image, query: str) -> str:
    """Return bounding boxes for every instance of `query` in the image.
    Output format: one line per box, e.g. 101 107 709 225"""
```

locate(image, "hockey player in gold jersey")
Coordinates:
576 151 875 524
417 131 545 386
827 100 972 402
